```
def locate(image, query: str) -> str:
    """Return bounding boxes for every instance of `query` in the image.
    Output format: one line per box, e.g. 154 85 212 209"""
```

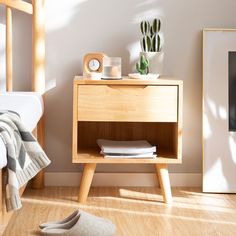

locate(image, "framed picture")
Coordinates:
203 29 236 192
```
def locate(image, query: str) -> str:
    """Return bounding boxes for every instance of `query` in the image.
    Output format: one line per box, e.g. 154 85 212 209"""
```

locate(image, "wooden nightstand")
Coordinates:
72 76 183 204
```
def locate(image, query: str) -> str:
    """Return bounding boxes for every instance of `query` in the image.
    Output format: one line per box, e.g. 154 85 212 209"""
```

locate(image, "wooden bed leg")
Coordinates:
32 117 45 189
31 0 46 190
155 164 173 204
31 170 44 189
78 163 96 203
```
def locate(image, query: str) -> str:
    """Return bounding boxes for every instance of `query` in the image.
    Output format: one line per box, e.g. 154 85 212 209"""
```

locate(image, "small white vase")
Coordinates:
140 51 164 75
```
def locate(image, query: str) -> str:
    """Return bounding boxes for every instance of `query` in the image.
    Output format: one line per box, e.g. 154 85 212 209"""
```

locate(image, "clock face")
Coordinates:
88 59 100 71
83 53 105 76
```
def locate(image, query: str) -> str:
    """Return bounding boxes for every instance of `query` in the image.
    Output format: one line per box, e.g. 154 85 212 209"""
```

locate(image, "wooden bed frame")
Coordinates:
0 0 45 233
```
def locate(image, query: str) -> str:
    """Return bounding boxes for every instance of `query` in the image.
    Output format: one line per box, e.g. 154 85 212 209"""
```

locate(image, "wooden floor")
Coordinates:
3 187 236 236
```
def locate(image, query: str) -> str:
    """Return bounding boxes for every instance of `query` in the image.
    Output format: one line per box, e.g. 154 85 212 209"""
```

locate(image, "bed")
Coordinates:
0 0 46 233
0 92 44 168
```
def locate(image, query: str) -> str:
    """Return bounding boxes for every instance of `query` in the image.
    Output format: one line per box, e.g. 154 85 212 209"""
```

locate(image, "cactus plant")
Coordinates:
136 55 149 75
140 18 161 52
141 35 151 52
140 20 150 35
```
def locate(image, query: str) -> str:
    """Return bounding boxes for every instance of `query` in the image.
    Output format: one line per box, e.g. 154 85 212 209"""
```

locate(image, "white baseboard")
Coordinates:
45 172 202 187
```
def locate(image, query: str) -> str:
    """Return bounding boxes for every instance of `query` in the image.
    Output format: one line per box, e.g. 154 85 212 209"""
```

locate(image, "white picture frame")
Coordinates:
203 29 236 192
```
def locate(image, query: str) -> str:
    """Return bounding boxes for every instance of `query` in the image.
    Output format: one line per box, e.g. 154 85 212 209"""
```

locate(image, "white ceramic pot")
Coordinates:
140 51 164 76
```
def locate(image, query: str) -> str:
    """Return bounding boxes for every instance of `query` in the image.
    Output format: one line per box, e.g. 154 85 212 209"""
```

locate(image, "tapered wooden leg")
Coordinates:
155 164 172 204
78 163 97 203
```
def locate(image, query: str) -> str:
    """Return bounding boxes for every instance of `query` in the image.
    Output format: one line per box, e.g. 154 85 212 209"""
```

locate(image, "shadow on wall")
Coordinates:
204 95 236 191
44 0 163 172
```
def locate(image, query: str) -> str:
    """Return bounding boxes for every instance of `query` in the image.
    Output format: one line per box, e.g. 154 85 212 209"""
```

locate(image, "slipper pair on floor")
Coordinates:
39 209 116 236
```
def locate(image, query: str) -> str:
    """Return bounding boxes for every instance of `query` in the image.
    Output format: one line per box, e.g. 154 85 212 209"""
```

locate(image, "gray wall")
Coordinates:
1 0 236 174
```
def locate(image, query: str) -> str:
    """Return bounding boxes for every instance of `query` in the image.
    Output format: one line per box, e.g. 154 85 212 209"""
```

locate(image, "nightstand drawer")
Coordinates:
77 85 178 122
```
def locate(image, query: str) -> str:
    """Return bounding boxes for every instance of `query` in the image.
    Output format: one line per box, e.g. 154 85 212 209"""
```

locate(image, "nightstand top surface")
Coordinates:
74 76 183 85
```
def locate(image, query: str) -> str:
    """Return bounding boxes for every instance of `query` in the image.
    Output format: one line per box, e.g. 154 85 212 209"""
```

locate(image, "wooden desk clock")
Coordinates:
83 53 106 76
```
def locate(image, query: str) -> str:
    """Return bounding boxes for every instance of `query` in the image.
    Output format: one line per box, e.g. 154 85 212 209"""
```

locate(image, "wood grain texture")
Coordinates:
0 0 46 231
31 116 45 189
31 168 44 189
3 187 236 236
78 163 97 203
31 0 46 189
74 152 181 164
177 83 183 160
0 176 27 235
76 122 177 160
74 76 183 85
203 28 236 32
32 0 45 94
83 53 106 75
77 85 178 122
0 0 33 14
73 78 183 203
72 81 78 163
6 6 12 92
156 164 172 203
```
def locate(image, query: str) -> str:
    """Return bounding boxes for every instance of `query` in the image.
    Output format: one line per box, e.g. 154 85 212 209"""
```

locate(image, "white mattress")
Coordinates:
0 92 43 168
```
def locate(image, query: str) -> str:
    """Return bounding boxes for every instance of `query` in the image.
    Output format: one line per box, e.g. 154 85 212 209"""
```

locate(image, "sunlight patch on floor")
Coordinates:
119 188 160 200
21 197 236 227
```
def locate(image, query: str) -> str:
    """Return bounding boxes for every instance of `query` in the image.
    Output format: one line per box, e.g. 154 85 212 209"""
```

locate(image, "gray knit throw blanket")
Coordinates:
0 110 51 211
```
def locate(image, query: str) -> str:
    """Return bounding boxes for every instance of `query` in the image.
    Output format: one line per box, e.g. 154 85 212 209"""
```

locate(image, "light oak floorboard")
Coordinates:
3 187 236 236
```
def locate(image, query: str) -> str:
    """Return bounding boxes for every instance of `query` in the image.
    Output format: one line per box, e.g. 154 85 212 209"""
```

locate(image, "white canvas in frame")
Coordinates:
203 29 236 192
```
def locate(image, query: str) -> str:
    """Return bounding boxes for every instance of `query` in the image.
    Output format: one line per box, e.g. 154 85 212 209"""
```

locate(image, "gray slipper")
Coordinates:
40 210 116 236
39 210 80 229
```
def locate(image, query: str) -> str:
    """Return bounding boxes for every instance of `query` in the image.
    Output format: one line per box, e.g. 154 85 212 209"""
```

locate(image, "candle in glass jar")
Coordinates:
103 57 121 78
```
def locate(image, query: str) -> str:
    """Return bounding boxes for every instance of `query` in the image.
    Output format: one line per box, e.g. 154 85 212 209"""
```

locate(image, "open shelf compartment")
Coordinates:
73 121 181 164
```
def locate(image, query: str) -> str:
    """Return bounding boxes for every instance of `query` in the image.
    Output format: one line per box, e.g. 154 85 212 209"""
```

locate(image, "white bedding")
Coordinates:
0 92 43 168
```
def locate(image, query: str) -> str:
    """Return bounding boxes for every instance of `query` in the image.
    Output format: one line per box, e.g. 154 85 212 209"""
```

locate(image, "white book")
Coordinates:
102 152 157 159
97 139 156 154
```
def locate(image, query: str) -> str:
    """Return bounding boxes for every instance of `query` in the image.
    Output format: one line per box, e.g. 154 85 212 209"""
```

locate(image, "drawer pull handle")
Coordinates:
108 85 148 89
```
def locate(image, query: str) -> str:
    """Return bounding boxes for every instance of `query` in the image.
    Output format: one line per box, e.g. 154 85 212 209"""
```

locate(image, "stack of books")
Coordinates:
97 139 157 159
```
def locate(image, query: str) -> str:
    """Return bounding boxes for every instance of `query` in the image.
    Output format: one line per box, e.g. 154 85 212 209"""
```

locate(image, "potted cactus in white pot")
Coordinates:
139 18 164 76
